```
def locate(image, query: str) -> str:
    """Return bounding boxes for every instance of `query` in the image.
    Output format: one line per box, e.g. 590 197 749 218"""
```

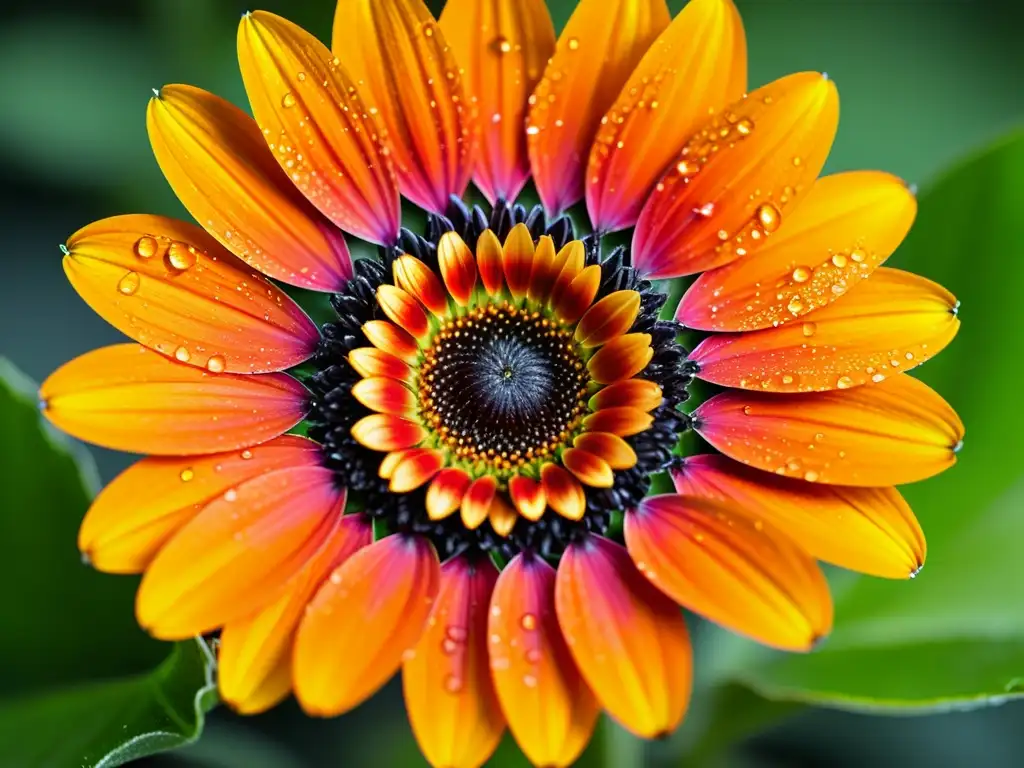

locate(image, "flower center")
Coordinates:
419 304 588 471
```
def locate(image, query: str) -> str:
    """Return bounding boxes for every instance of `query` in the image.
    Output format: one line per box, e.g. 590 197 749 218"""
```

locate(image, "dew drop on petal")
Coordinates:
175 346 191 363
836 376 854 389
802 322 817 337
134 236 158 259
444 674 463 694
179 467 194 482
282 92 297 108
567 37 580 51
117 271 140 295
167 242 197 272
206 355 226 373
736 118 754 136
520 613 537 631
792 266 811 283
757 203 782 232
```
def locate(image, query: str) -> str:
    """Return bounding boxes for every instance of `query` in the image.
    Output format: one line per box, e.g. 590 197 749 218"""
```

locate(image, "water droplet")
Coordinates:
792 266 811 283
717 229 729 241
781 374 794 385
179 467 194 482
695 202 715 217
523 674 538 688
134 236 158 259
241 449 253 459
567 37 580 51
441 638 458 655
831 283 846 296
757 203 782 232
117 271 140 295
850 249 866 263
520 613 537 631
167 242 197 271
736 118 754 136
836 376 854 389
282 92 297 108
676 160 698 175
296 71 306 82
787 296 804 315
491 35 512 54
175 346 191 363
444 674 463 693
792 156 802 166
802 321 817 337
224 488 238 502
831 253 848 268
804 470 820 482
206 355 226 373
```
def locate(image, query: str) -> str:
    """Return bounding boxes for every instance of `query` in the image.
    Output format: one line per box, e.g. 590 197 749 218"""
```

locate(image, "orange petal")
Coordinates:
394 255 449 316
589 379 663 412
135 464 344 639
476 229 506 297
351 413 427 452
548 241 587 309
680 171 918 331
541 464 586 521
561 448 614 488
148 84 352 291
80 435 320 574
586 0 747 232
503 223 536 301
462 476 498 530
489 495 519 537
40 344 308 456
438 231 478 306
693 374 965 486
555 535 691 738
575 290 641 347
440 0 555 203
553 264 602 325
673 455 925 579
426 468 472 520
63 215 318 374
627 495 832 650
509 475 546 522
377 285 432 340
573 432 637 470
527 236 560 305
489 554 599 766
582 407 654 437
527 0 671 215
633 72 839 278
351 376 418 416
348 347 414 382
587 333 653 384
390 448 445 493
689 268 960 392
332 0 474 213
238 12 399 245
219 513 372 713
294 535 440 716
362 320 421 362
403 557 503 767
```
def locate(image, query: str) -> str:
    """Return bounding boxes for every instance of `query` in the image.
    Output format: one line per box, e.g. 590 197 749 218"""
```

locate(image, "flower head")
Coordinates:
41 0 963 765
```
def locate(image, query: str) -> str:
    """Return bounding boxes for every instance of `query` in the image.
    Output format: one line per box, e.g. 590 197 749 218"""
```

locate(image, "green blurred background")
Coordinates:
1 0 1022 766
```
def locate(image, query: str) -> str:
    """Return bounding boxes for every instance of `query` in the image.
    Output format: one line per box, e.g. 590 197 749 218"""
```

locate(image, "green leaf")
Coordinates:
704 129 1024 713
0 358 217 765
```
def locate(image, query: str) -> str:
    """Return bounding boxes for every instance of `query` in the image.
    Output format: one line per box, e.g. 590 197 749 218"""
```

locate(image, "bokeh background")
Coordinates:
2 0 1022 766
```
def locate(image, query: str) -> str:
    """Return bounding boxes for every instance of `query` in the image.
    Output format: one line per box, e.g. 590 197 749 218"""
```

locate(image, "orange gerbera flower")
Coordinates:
40 0 964 764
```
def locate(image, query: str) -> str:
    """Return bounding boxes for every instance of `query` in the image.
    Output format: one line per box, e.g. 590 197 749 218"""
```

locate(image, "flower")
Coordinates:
39 0 964 765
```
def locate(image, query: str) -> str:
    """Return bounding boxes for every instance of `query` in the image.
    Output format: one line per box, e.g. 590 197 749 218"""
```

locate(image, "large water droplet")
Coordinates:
117 271 140 295
206 355 226 373
134 236 158 259
736 118 754 136
520 613 537 631
836 376 854 389
802 321 817 337
282 92 297 108
167 242 197 271
757 203 782 233
175 346 191 363
792 266 811 283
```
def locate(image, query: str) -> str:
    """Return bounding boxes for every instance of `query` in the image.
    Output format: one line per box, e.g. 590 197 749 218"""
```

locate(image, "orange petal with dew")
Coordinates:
351 377 417 416
549 241 586 308
553 264 602 324
135 464 344 639
394 255 449 316
555 535 691 738
689 268 960 392
441 0 555 203
219 513 372 713
476 229 506 296
587 333 653 384
391 448 445 493
377 285 431 340
527 236 560 305
633 72 839 279
80 435 320 575
438 231 478 306
148 84 351 291
541 464 586 521
627 494 832 650
509 476 546 522
351 414 427 452
348 347 414 382
462 476 498 530
294 535 440 716
238 12 399 245
489 554 599 766
586 0 747 233
573 432 637 470
426 468 472 521
503 223 536 301
582 407 654 437
693 374 964 486
589 379 663 412
404 557 503 767
332 0 474 213
575 290 641 347
680 171 918 331
40 344 308 456
562 448 614 488
63 215 318 374
673 454 925 579
527 0 671 215
362 320 420 362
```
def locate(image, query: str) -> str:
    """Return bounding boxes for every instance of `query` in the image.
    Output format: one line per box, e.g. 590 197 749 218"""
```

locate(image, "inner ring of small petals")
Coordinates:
419 304 589 471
